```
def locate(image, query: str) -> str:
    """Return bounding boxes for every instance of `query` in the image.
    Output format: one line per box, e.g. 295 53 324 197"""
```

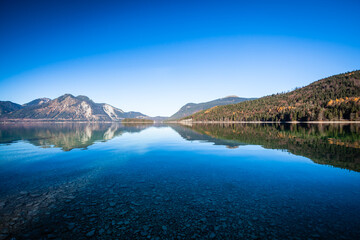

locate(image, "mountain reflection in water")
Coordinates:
0 122 153 151
171 123 360 172
1 122 359 172
0 122 359 239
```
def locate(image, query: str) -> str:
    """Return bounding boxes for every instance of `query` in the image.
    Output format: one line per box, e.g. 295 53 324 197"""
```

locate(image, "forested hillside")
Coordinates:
170 96 254 119
185 71 360 121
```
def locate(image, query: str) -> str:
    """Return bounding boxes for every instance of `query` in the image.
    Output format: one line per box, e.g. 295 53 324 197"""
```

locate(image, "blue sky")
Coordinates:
1 0 360 116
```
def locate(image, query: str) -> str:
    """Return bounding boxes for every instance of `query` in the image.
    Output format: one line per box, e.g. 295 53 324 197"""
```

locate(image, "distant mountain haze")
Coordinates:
0 94 147 121
147 116 169 121
170 96 256 120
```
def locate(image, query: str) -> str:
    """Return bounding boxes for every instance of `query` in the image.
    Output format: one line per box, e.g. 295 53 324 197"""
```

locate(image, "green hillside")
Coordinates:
184 71 360 121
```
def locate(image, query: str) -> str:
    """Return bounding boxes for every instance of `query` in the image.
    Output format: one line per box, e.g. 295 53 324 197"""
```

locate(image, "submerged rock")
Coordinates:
0 234 8 240
30 193 41 198
47 233 57 239
86 230 95 237
131 201 141 206
67 223 75 231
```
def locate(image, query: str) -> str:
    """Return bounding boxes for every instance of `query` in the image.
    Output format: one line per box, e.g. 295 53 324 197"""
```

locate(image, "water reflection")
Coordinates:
171 123 360 172
0 122 153 151
1 122 359 172
0 123 359 239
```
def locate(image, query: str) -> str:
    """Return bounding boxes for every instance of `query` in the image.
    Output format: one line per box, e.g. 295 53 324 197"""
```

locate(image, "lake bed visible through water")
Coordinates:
0 123 359 239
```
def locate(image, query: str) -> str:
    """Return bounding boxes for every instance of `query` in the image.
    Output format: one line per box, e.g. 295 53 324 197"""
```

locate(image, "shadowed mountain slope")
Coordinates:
0 101 23 116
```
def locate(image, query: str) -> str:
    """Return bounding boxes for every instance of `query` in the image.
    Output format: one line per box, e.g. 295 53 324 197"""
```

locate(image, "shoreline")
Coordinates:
167 120 360 124
0 119 153 124
1 119 360 124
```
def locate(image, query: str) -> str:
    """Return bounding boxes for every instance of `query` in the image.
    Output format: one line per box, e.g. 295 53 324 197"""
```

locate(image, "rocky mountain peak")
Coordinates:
0 94 147 121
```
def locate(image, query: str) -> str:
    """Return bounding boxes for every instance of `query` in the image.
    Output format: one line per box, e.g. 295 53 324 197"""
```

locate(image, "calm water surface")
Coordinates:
0 123 359 240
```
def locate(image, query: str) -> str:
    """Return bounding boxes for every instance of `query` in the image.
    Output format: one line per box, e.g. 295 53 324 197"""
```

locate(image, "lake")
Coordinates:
0 122 359 239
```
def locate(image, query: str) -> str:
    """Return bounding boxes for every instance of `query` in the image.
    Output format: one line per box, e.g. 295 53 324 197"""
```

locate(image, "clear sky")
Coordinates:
1 0 360 116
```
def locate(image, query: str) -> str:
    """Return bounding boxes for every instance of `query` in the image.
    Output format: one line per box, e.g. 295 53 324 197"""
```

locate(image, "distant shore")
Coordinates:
0 119 117 123
167 120 360 124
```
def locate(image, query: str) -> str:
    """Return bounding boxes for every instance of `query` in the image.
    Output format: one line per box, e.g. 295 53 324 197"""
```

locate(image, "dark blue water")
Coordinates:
0 123 359 239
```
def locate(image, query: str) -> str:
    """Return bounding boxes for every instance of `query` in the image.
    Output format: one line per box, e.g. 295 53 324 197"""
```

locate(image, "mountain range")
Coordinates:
0 94 255 122
183 70 360 122
1 71 359 122
0 94 147 121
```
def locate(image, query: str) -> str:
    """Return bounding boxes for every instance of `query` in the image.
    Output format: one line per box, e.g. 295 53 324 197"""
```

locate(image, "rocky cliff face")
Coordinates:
23 98 51 107
1 94 147 121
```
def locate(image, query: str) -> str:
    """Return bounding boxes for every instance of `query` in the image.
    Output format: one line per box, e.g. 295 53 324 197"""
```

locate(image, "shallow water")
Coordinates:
0 123 359 239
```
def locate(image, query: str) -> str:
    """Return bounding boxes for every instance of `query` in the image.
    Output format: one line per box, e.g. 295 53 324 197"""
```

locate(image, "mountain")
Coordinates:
0 101 23 116
170 96 255 120
122 118 154 123
123 111 149 119
184 70 360 122
147 116 169 122
23 98 51 107
1 94 147 121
